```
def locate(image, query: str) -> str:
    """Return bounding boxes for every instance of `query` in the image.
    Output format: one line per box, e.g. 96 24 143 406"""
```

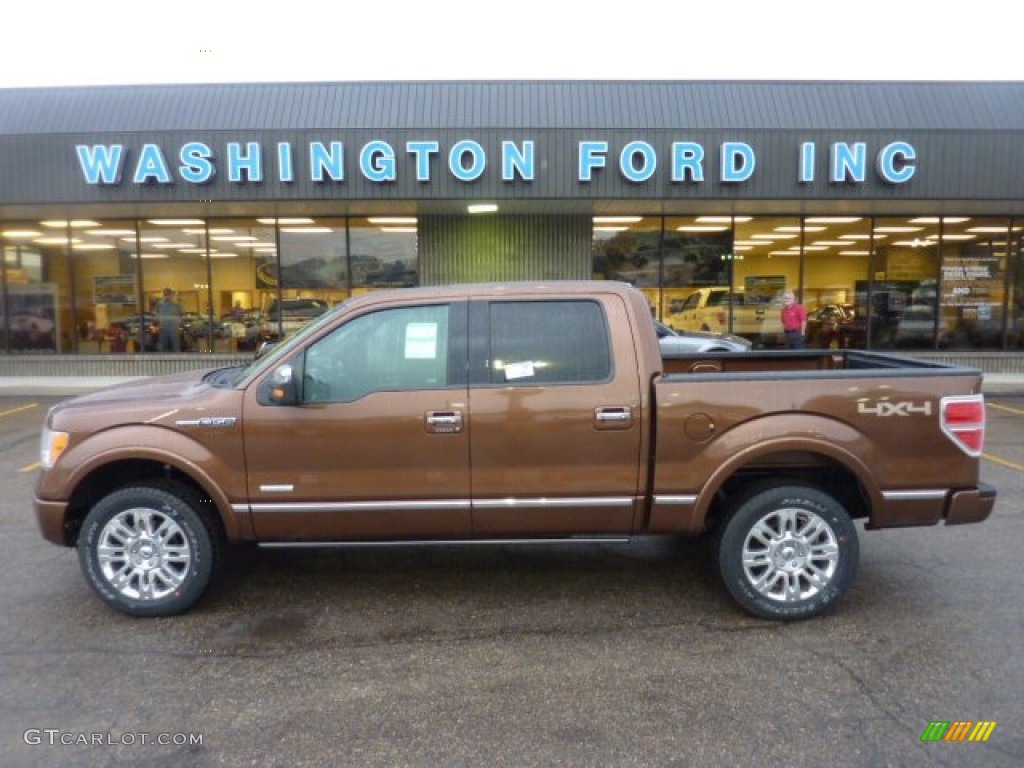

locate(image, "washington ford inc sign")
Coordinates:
74 139 917 187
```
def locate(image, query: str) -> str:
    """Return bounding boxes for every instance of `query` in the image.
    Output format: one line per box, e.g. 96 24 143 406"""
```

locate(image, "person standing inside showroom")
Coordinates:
781 290 807 349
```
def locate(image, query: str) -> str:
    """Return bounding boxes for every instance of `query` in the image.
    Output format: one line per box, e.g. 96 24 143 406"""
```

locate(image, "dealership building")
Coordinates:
1 80 1022 366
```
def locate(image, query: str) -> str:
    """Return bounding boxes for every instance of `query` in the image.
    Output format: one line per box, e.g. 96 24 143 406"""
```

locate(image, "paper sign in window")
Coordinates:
404 323 438 359
504 361 535 380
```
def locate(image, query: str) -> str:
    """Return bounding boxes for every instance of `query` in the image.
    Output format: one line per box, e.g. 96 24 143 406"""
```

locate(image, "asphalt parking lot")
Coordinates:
0 395 1021 768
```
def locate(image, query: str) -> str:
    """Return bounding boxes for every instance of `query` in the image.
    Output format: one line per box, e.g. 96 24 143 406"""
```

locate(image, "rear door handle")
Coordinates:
425 411 463 434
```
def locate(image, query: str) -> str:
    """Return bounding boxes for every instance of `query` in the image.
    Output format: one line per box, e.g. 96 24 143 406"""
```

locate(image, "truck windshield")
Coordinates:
204 301 348 388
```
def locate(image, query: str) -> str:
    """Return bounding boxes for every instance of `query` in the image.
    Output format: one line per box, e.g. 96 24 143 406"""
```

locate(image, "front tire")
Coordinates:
78 482 221 617
716 483 859 620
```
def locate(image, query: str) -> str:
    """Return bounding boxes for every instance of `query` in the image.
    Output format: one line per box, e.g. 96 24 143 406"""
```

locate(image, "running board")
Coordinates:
257 536 632 548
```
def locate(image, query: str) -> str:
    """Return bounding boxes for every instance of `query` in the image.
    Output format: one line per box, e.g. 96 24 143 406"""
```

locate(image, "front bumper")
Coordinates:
34 497 73 546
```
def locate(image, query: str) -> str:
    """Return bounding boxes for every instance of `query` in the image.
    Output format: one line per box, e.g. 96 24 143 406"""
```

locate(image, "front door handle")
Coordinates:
425 411 463 434
594 406 633 430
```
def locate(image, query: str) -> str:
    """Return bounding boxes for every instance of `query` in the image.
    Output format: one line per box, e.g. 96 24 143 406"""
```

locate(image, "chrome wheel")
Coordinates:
717 483 858 620
96 506 192 601
741 507 839 603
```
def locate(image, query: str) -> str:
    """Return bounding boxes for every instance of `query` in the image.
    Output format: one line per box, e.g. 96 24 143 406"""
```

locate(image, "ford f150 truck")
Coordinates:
34 281 996 620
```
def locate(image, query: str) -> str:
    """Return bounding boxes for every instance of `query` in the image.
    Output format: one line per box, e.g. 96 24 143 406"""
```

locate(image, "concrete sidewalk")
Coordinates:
2 373 1023 398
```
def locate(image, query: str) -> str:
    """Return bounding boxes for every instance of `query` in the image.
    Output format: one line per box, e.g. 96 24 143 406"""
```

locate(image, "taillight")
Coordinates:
941 395 986 456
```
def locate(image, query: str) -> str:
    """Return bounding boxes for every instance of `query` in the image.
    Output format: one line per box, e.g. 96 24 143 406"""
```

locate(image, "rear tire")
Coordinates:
716 483 858 620
78 481 221 617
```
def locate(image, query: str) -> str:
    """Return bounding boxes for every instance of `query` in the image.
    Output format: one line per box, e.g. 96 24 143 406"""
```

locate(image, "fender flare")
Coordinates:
690 418 883 527
57 425 247 540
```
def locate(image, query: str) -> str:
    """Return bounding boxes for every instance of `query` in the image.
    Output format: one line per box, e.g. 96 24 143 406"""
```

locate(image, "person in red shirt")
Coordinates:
781 291 807 349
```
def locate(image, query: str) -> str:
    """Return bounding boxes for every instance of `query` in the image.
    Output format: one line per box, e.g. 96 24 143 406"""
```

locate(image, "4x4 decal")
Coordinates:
857 399 932 417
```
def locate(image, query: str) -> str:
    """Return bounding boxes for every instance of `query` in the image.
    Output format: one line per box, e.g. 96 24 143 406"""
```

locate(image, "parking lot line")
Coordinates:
0 403 38 419
989 402 1024 417
983 453 1024 473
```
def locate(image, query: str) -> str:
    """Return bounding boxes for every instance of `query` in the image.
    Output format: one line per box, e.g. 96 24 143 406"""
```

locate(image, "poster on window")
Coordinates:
93 275 137 305
941 254 1003 309
2 283 59 352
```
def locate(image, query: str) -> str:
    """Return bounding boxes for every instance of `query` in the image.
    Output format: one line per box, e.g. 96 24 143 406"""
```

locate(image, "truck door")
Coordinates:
468 296 644 536
242 301 471 540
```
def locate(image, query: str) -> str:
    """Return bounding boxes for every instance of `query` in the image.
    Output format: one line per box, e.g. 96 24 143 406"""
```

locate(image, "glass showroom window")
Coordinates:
869 217 940 349
1 220 73 354
196 218 276 353
1012 226 1024 349
732 216 799 346
801 216 872 349
938 217 1010 350
138 219 212 353
591 216 661 318
276 217 349 302
349 217 417 294
70 220 144 354
661 216 734 331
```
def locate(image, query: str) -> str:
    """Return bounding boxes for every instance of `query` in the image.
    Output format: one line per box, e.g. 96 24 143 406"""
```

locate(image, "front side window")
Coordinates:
488 300 611 385
302 304 450 403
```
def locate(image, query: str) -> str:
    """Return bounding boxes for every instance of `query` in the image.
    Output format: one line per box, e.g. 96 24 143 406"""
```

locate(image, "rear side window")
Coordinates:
488 300 612 384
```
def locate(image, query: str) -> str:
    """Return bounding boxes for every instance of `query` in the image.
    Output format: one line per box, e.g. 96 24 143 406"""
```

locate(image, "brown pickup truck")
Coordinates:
34 281 996 620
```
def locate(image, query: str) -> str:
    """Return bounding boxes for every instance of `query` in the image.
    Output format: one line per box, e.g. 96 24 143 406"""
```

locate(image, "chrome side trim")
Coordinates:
653 494 699 505
473 497 634 509
881 489 948 501
250 499 473 513
258 537 632 548
246 497 633 514
260 484 295 493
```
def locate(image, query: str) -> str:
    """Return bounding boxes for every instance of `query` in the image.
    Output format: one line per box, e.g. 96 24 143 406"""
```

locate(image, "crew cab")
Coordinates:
34 281 996 620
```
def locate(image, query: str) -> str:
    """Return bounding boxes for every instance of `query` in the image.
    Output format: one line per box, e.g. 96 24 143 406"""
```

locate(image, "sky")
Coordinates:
2 0 1022 88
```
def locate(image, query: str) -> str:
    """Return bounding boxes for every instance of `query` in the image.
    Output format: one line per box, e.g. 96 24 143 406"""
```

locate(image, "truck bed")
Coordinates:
661 348 982 380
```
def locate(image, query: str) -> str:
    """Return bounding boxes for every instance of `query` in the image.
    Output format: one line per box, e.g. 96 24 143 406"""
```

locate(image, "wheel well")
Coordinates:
63 459 226 547
704 454 869 534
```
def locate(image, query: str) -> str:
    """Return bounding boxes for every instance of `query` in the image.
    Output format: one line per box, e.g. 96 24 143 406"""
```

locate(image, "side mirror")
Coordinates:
254 340 278 360
263 363 298 406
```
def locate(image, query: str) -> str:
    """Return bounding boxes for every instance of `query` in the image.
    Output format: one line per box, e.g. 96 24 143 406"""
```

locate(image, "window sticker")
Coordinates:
404 322 438 359
503 361 535 380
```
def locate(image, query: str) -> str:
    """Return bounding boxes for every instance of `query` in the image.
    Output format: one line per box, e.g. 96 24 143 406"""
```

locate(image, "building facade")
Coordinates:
1 80 1022 355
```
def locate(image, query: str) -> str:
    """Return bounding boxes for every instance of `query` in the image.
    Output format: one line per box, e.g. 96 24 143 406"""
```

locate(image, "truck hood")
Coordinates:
60 368 218 407
46 367 245 432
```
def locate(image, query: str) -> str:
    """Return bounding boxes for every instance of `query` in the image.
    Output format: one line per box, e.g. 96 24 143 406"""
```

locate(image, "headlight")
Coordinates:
40 428 69 469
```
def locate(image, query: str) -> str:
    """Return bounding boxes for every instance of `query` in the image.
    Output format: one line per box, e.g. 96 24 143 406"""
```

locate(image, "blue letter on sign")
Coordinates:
310 142 344 182
227 142 262 183
407 141 439 182
620 141 657 182
180 142 214 184
721 142 755 183
134 144 172 184
449 140 486 181
671 142 704 182
76 144 124 184
361 141 396 182
876 141 916 184
831 142 867 183
799 142 815 183
502 141 535 181
578 141 608 182
277 142 294 183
